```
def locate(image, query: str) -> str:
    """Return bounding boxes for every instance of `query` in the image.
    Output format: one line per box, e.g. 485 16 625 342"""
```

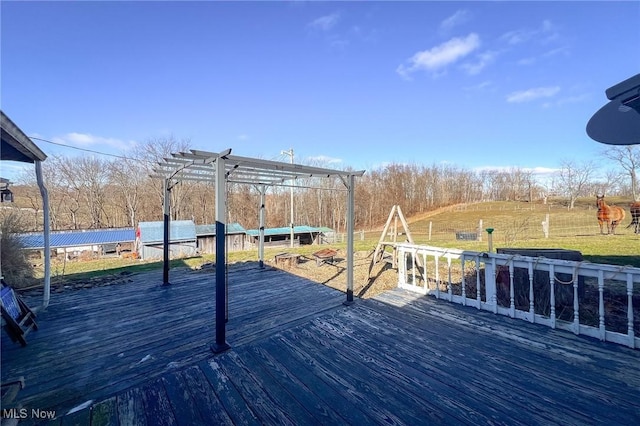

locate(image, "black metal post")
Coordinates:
163 179 171 286
212 157 230 353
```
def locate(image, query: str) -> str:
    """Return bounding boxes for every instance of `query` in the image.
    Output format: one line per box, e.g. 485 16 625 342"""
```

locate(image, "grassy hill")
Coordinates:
383 198 639 268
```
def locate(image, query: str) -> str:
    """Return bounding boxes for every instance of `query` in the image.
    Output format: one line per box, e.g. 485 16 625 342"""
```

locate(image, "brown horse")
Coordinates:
596 195 626 234
627 201 640 234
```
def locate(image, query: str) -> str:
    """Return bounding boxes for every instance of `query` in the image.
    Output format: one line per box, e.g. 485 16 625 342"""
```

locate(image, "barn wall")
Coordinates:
140 241 197 260
196 234 245 254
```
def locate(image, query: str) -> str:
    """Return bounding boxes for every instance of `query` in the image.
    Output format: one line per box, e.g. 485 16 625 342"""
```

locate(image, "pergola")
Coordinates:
152 148 365 352
0 110 51 308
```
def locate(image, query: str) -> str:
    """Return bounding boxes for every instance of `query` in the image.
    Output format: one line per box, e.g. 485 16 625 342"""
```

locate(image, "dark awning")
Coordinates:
1 110 47 163
586 73 640 145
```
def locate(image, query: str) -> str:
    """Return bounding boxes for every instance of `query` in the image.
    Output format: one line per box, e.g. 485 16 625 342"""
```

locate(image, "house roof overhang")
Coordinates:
1 110 47 163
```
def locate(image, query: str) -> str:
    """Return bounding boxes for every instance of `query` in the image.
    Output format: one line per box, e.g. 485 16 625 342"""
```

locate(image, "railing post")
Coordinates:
475 255 481 309
509 262 515 318
422 251 428 295
573 269 580 335
461 254 466 305
398 246 406 288
627 273 635 348
598 269 605 340
483 255 496 312
549 264 556 328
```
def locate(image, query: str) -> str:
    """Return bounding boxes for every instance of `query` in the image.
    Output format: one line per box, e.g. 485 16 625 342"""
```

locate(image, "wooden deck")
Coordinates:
2 262 639 425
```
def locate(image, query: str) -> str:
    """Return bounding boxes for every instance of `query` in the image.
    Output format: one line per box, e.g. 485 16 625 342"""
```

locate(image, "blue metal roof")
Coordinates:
18 228 135 250
138 220 196 243
195 223 246 236
245 225 328 237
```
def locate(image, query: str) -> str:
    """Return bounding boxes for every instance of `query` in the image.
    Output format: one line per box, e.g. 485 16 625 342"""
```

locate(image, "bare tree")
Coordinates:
110 157 145 227
602 145 640 200
132 136 192 221
555 159 598 208
53 155 84 229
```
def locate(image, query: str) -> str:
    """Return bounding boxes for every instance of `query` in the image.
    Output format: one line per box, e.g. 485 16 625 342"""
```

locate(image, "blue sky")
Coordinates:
1 1 639 181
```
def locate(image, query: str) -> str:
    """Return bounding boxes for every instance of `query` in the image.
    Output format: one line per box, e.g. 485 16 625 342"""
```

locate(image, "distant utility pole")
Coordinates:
281 148 295 248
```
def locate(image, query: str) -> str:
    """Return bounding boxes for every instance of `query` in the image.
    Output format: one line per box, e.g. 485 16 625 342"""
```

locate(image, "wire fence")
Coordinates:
335 202 639 245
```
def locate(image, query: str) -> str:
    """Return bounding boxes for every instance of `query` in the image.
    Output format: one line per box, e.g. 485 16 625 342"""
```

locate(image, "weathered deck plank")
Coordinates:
159 373 205 426
178 366 232 425
1 263 346 420
2 262 639 425
198 359 261 426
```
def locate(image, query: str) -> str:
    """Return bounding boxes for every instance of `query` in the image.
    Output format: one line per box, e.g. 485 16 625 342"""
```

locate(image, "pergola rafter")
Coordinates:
151 148 364 353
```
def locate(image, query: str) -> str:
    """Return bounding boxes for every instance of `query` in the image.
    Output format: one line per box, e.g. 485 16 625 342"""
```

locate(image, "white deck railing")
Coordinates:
395 243 640 349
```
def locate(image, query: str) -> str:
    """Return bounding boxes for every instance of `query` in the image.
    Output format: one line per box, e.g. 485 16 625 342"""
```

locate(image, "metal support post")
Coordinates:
212 157 230 353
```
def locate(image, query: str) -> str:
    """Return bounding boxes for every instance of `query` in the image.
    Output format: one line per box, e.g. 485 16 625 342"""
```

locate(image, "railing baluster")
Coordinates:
549 264 556 328
528 261 535 323
598 269 605 341
509 262 515 318
627 273 635 348
491 257 497 314
411 249 417 286
476 255 481 309
436 255 444 300
434 252 440 299
447 256 452 299
573 268 580 335
422 251 428 294
398 248 405 287
461 254 466 305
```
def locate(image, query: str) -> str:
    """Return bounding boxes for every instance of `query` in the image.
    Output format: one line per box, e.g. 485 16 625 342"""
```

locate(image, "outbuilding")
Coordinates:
19 228 135 259
137 220 197 260
195 222 246 254
244 225 332 248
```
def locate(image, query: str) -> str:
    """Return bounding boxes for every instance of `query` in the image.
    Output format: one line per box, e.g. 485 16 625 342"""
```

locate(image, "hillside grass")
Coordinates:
30 198 639 286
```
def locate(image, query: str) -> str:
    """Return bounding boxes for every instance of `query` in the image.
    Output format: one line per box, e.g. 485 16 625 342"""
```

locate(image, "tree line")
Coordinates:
9 137 639 233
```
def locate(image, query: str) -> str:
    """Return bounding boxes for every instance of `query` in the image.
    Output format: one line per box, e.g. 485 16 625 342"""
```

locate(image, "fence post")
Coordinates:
478 219 483 242
428 221 432 241
542 214 549 238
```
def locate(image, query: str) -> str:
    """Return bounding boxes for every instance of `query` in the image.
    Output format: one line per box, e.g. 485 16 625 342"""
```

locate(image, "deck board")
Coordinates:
2 262 639 425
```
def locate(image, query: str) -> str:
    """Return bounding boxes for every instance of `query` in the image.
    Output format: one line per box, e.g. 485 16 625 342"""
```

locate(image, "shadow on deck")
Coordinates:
2 262 639 425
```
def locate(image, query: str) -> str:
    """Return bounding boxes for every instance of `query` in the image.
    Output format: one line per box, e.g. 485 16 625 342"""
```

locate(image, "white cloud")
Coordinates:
518 46 568 67
461 50 498 75
464 80 493 91
501 19 559 46
517 57 536 66
237 134 249 141
506 86 560 103
440 9 471 32
397 33 480 78
555 93 589 105
308 13 340 31
52 132 135 151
